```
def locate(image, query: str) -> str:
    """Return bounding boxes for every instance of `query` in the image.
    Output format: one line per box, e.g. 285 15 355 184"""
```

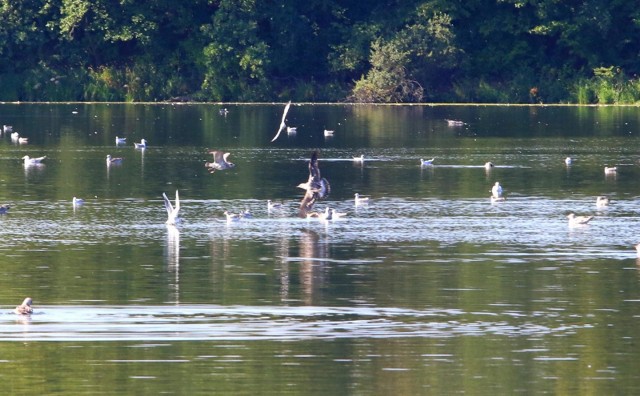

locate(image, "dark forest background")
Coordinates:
1 0 639 103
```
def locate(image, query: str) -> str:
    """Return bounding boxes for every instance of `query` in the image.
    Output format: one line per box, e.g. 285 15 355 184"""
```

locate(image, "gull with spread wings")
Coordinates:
205 150 235 173
297 150 330 217
163 190 181 225
271 101 292 142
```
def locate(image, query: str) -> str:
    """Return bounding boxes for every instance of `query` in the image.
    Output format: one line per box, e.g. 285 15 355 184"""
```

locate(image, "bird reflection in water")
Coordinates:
279 229 329 305
164 224 180 304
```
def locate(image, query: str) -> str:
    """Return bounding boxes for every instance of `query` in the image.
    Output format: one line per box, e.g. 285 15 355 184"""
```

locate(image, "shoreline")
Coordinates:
1 101 639 107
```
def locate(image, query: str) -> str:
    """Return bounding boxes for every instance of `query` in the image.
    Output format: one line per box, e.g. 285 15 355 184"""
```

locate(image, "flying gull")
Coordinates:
271 101 292 142
205 150 235 173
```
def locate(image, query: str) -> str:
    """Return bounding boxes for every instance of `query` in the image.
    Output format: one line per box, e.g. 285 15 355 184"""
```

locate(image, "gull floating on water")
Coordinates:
224 210 242 223
596 196 610 207
0 204 10 214
446 119 465 126
484 162 494 170
134 139 147 149
106 155 123 165
163 190 180 225
205 150 235 173
565 157 572 165
491 182 503 198
271 101 292 142
604 166 617 174
353 154 364 162
306 207 332 221
22 155 46 166
567 213 594 226
72 197 84 206
324 129 334 137
420 158 435 166
298 151 331 217
115 136 127 145
354 193 369 206
18 137 28 144
14 297 33 315
331 208 347 219
267 200 283 210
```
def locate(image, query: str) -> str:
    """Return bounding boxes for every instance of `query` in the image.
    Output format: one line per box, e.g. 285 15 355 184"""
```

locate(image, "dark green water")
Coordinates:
2 103 640 394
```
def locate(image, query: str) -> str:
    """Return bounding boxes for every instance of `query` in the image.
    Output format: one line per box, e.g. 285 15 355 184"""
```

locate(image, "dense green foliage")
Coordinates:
1 0 639 103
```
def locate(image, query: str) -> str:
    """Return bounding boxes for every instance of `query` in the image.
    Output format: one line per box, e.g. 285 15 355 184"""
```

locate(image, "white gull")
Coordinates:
22 155 46 166
106 155 123 165
491 182 503 198
163 190 180 225
134 139 147 149
567 213 593 226
355 193 369 206
596 196 609 207
271 101 292 142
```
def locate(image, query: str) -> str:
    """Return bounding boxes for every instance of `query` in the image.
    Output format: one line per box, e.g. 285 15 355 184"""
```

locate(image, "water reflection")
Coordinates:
165 225 180 304
300 228 328 305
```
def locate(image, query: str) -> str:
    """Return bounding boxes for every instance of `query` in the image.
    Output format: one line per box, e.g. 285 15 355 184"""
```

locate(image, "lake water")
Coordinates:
2 103 640 394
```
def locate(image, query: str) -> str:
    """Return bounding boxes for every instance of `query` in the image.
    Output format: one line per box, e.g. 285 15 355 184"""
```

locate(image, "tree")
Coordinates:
201 0 271 101
350 6 460 102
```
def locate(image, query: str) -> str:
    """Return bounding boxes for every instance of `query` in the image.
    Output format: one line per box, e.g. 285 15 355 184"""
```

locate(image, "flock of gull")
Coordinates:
4 105 638 315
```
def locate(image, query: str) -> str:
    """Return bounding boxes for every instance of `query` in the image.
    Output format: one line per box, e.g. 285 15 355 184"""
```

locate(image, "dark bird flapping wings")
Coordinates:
271 101 292 143
298 150 331 217
205 150 235 173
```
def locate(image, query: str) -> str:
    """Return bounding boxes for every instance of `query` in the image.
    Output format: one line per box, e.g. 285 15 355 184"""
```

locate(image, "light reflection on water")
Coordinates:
0 305 590 341
1 194 637 261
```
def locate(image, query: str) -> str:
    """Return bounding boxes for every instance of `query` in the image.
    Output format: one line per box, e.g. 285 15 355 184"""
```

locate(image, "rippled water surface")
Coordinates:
2 104 640 394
